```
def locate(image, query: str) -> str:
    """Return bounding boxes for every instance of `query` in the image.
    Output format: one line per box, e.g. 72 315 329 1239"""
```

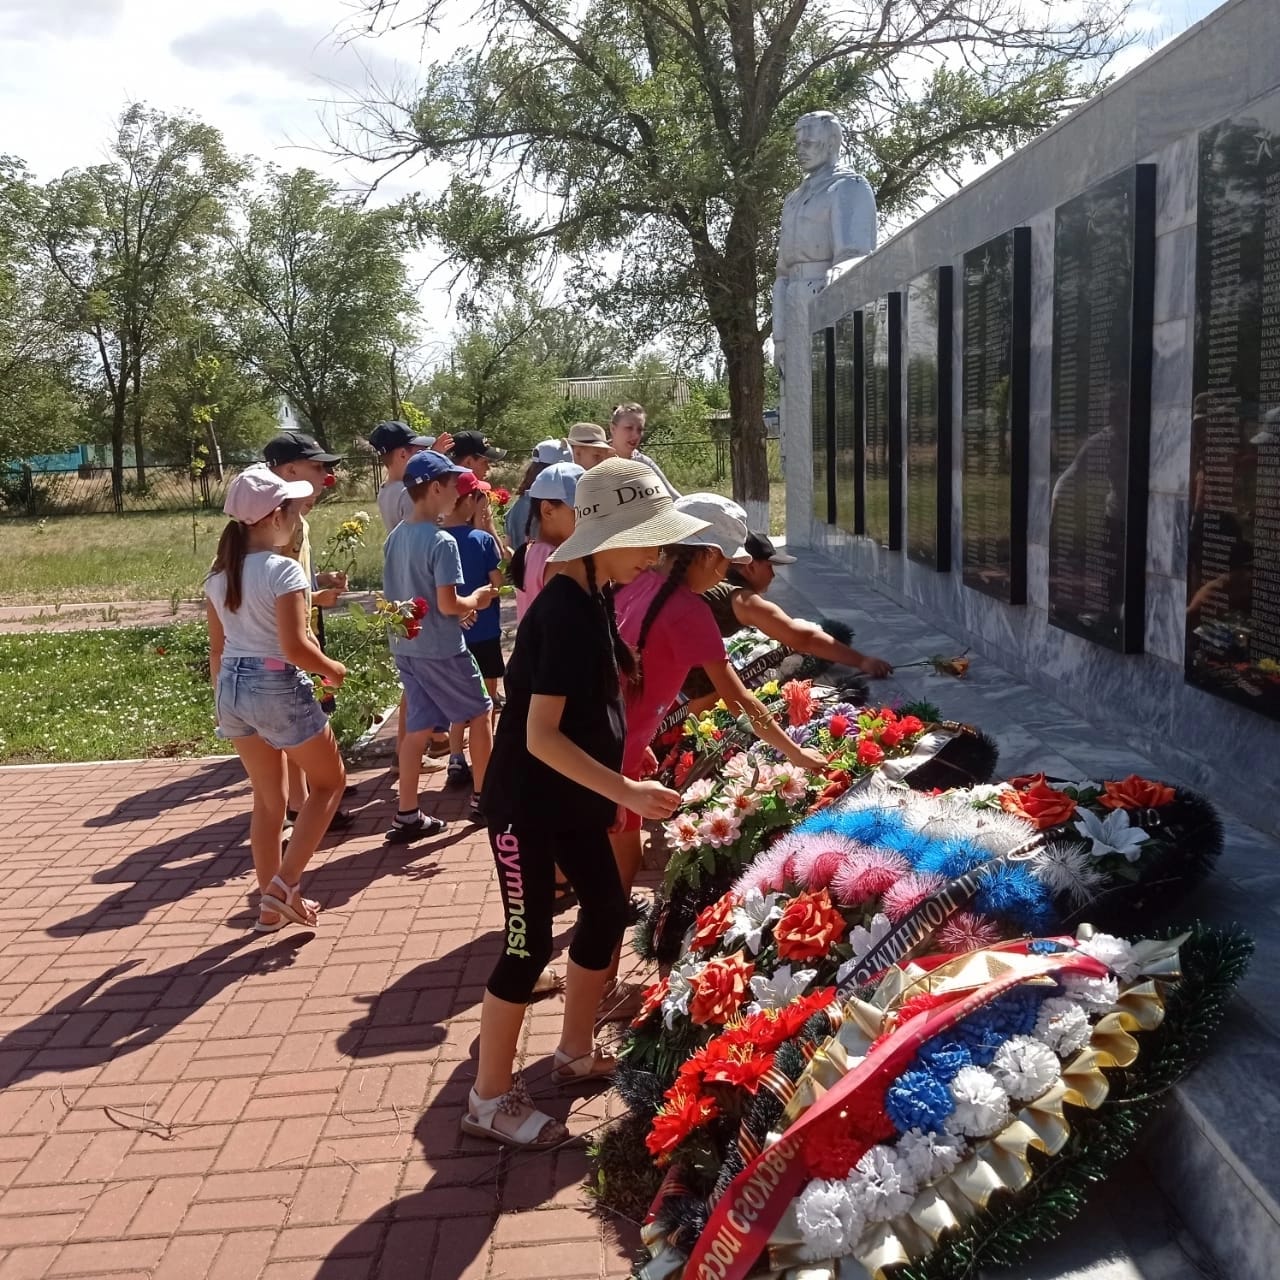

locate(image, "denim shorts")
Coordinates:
395 650 492 734
216 657 330 751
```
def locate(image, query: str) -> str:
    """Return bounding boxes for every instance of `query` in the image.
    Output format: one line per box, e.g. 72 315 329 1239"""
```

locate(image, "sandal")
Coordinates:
551 1045 617 1086
532 966 563 997
259 875 319 928
459 1074 570 1150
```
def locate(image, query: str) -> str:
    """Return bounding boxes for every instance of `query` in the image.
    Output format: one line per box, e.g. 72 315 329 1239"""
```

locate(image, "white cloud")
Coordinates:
0 0 121 39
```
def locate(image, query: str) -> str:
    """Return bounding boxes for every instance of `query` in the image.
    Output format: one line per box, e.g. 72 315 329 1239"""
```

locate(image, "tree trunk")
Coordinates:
110 396 127 514
721 323 770 533
204 419 225 482
131 354 147 488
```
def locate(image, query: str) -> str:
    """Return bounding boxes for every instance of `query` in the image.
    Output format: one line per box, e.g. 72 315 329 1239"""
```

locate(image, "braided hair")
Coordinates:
584 554 637 682
633 544 699 689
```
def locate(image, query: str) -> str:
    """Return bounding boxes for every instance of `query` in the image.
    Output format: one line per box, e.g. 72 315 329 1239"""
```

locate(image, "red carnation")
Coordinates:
856 738 885 767
879 722 904 748
897 714 925 736
412 596 429 619
828 713 850 740
403 618 421 640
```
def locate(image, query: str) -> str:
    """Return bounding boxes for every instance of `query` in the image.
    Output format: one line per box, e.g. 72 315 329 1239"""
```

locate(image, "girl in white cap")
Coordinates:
510 461 584 622
466 458 706 1150
205 465 348 934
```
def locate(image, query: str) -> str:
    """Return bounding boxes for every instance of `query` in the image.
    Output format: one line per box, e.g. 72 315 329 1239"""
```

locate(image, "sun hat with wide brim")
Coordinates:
549 457 709 563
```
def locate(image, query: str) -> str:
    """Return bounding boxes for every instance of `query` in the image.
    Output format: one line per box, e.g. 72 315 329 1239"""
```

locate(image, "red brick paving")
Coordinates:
0 758 649 1278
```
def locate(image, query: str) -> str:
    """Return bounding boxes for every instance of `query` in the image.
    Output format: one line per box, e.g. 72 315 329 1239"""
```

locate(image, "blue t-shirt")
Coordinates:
383 521 466 658
446 524 503 644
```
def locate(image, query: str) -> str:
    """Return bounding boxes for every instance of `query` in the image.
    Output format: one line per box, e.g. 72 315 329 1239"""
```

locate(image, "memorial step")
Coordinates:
771 553 1280 1280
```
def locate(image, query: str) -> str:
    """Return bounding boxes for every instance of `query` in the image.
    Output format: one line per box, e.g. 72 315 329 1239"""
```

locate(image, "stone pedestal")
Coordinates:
781 278 826 548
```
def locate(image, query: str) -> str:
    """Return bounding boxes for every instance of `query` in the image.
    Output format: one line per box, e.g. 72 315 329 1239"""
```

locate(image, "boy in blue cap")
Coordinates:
383 451 501 838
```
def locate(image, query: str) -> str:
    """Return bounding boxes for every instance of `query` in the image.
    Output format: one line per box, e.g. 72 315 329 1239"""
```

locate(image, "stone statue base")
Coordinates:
781 276 828 549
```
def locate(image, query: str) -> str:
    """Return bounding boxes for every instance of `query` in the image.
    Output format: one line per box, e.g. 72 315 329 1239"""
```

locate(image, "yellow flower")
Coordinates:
697 720 717 738
760 680 779 696
714 699 728 712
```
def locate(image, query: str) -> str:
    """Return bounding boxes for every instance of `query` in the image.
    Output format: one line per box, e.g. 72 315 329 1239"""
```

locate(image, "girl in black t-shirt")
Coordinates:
467 459 709 1150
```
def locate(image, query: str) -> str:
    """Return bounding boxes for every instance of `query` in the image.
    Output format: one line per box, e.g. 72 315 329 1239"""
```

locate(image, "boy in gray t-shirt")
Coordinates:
382 451 501 838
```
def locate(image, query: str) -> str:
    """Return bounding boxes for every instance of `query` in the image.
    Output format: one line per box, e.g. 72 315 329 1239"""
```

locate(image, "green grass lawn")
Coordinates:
0 499 387 606
0 616 399 764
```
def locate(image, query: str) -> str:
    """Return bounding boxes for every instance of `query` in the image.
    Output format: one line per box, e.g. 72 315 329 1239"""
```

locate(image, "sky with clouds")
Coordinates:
0 0 1227 348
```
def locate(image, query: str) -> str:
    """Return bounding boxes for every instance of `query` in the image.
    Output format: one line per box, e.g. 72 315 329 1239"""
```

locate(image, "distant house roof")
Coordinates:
554 375 691 408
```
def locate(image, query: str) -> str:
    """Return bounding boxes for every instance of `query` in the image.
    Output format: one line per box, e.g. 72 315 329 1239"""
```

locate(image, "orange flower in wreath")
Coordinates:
774 888 846 962
688 951 755 1026
689 893 739 952
1000 775 1077 830
780 679 815 727
1099 774 1176 810
630 977 669 1028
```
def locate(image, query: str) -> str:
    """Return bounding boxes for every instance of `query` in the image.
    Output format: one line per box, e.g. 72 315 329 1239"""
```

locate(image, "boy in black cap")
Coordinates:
449 431 506 481
370 420 450 533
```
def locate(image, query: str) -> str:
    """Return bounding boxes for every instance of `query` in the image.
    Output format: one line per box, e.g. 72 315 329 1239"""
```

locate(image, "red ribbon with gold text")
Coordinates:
680 943 1109 1280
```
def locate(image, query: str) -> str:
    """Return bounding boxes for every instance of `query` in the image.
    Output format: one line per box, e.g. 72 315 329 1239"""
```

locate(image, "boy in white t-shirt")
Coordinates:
370 420 448 532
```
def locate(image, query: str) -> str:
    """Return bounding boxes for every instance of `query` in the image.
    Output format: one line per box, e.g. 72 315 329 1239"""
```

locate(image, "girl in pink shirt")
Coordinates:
601 495 826 1018
511 463 583 622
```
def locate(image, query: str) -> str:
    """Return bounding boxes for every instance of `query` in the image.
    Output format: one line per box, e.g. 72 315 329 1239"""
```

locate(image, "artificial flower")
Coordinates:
780 679 816 726
1098 775 1176 810
935 911 1003 954
879 721 904 749
1028 840 1107 907
1060 972 1120 1012
827 713 851 740
723 751 759 784
1073 807 1150 862
836 912 893 982
666 813 702 853
702 1044 776 1093
1076 931 1142 981
831 850 910 906
673 751 695 786
989 1034 1061 1101
885 1068 955 1134
689 894 739 952
725 888 784 954
894 1127 964 1184
684 777 718 805
1032 997 1091 1055
646 1087 718 1163
722 784 760 819
795 1179 856 1261
897 714 926 736
769 765 808 803
856 738 885 767
759 679 780 696
631 978 669 1028
881 872 947 923
946 1066 1010 1137
774 888 846 961
847 1144 915 1223
1000 776 1078 830
661 958 703 1028
732 847 796 898
411 596 429 619
788 832 861 890
748 963 819 1011
688 950 755 1025
698 807 743 849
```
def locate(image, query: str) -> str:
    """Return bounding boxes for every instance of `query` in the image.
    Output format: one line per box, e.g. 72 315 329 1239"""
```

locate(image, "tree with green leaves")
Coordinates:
338 0 1131 514
9 105 246 506
219 167 418 451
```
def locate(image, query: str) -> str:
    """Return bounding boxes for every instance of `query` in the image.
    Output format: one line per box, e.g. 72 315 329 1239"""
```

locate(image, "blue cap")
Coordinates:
403 450 468 488
528 461 584 505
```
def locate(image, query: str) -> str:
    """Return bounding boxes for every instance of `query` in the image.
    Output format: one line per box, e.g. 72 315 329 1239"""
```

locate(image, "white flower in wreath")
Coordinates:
836 912 893 983
1060 972 1120 1012
966 783 1011 806
1033 996 1091 1055
794 1178 856 1261
989 1034 1062 1102
1029 841 1107 908
1073 807 1149 862
769 765 808 803
749 964 819 1011
846 1144 915 1223
895 1128 964 1185
723 752 758 785
945 1066 1011 1138
661 957 705 1028
1076 931 1142 982
725 888 784 955
683 776 718 806
697 806 743 849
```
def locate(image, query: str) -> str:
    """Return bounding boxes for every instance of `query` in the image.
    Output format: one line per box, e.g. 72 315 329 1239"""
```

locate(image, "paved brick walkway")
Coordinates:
0 758 642 1279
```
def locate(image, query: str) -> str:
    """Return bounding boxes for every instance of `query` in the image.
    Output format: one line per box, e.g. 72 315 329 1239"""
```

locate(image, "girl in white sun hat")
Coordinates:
205 465 348 935
467 458 707 1150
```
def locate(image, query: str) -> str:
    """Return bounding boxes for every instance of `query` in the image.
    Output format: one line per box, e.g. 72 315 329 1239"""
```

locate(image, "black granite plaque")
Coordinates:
864 294 903 549
906 268 954 570
1186 97 1280 719
811 328 835 524
834 315 859 535
1048 167 1156 652
961 229 1031 603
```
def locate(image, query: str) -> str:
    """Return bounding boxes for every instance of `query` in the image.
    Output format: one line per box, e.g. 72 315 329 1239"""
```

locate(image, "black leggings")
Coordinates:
485 820 629 1004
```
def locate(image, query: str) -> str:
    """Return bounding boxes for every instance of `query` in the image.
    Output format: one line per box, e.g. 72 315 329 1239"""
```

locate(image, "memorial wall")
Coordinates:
786 0 1280 835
